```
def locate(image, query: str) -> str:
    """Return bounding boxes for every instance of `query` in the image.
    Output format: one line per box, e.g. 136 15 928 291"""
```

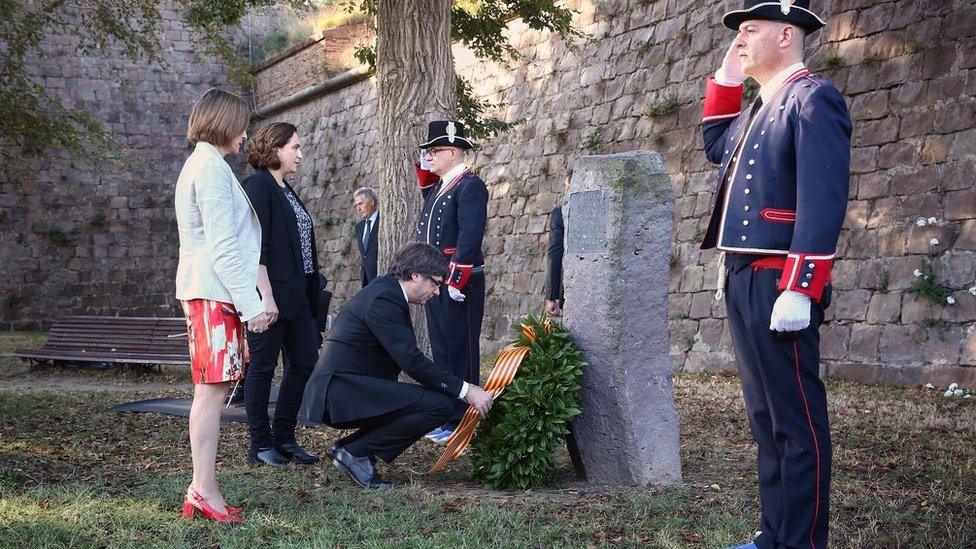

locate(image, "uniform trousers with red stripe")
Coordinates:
725 254 831 549
425 271 485 425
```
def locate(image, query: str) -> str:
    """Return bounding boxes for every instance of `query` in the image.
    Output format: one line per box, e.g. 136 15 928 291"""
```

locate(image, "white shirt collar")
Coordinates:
759 62 806 105
195 141 223 159
366 210 379 225
440 163 468 184
397 280 409 304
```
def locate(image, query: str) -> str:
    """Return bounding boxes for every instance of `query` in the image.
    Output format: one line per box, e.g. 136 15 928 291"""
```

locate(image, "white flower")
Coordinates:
916 218 927 226
968 287 976 296
924 383 935 389
930 238 940 246
914 269 923 277
965 394 973 399
947 296 956 305
953 389 965 397
948 383 958 391
928 217 937 224
944 389 954 397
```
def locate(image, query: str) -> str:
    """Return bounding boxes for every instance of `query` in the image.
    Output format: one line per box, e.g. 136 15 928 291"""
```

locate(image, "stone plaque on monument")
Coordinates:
562 151 682 486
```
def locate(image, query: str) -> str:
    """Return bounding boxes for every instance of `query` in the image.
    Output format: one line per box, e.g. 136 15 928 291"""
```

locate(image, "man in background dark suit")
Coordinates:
353 187 379 288
544 172 571 317
300 242 494 489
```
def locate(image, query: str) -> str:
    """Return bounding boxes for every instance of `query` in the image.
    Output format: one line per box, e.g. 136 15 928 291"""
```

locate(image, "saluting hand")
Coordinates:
716 39 746 86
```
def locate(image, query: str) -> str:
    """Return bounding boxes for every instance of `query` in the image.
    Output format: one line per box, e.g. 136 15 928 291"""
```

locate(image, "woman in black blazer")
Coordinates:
241 122 321 466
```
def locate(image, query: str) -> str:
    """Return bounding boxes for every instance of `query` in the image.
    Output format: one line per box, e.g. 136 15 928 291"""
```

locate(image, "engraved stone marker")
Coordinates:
562 151 682 486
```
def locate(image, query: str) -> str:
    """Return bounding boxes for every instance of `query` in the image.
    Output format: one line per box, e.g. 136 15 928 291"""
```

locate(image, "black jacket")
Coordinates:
300 275 464 425
241 168 320 319
545 206 564 302
355 214 379 287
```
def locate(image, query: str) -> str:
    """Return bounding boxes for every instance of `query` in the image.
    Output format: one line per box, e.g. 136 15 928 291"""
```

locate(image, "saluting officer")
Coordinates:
413 121 489 442
700 2 851 549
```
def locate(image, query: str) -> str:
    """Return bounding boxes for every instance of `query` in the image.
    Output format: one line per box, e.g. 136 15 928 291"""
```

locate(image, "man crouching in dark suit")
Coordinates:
300 242 494 488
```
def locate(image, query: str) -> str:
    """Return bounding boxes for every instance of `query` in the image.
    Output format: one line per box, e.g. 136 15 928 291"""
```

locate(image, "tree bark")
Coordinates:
376 0 456 350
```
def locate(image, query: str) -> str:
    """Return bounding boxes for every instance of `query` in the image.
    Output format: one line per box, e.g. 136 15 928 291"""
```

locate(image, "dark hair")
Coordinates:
246 122 298 170
186 88 250 149
387 242 449 281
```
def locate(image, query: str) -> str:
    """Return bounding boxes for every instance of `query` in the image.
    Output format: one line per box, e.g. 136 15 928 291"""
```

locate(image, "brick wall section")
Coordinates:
252 23 373 107
252 0 976 386
0 5 237 326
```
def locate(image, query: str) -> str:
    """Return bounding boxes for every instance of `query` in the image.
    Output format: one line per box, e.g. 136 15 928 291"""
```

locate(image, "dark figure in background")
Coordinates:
544 173 571 317
353 186 379 288
300 242 494 489
702 2 851 548
413 121 489 443
241 122 322 468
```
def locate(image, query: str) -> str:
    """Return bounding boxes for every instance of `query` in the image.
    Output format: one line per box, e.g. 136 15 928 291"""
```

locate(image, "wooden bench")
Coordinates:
12 316 191 368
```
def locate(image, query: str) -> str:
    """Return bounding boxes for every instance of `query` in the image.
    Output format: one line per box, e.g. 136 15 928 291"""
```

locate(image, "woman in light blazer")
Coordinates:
174 88 271 524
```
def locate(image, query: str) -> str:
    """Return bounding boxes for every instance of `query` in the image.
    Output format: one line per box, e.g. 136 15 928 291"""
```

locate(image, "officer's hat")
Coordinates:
723 1 826 34
419 120 474 150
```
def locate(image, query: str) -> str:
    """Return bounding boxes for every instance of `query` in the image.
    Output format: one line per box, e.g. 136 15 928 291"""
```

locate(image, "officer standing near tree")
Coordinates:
700 2 851 548
413 120 489 443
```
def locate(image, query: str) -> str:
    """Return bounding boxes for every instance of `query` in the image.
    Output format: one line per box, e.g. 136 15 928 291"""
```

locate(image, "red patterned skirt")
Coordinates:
181 299 248 384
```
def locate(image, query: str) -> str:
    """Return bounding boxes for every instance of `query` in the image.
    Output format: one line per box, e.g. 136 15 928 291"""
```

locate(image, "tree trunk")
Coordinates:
376 0 456 350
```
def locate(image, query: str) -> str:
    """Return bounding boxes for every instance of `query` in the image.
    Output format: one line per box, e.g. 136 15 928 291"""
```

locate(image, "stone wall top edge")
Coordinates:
251 35 326 74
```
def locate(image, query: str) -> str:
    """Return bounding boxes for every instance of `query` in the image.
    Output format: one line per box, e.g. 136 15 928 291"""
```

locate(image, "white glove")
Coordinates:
769 290 811 332
715 40 746 86
448 285 466 302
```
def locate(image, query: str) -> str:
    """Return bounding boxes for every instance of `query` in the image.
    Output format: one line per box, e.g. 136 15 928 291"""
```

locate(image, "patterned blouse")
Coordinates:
282 186 315 274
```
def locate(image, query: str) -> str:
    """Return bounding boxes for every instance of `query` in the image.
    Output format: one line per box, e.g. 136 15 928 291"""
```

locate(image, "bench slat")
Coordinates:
11 316 193 366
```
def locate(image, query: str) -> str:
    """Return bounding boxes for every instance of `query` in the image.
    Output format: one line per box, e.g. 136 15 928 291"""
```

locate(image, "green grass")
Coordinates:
1 333 975 547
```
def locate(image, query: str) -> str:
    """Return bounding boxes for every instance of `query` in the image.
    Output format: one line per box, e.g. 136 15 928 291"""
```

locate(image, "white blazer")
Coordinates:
174 141 264 322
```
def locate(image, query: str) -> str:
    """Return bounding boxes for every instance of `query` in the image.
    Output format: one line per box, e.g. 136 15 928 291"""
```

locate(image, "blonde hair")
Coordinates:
186 88 250 148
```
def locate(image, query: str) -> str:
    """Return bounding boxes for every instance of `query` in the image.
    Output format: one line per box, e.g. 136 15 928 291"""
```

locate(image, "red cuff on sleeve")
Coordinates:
448 262 472 291
703 76 744 122
778 253 833 303
414 163 439 189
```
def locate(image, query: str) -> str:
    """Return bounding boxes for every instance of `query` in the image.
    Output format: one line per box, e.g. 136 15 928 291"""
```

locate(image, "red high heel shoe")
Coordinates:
182 490 244 524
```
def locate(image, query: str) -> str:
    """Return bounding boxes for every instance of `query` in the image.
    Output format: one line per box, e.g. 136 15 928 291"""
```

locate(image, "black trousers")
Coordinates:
244 300 320 449
725 259 831 549
424 271 485 425
329 382 453 463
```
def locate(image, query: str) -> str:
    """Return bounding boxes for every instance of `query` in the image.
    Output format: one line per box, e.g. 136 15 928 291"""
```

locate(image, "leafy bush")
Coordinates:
470 314 585 490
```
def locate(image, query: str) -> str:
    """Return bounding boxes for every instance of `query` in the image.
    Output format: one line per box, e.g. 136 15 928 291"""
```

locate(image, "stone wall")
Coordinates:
251 0 976 386
252 22 373 107
0 4 239 327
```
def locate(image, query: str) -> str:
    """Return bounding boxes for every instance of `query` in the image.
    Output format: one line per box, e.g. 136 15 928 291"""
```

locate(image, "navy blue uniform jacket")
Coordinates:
414 165 489 290
700 68 852 302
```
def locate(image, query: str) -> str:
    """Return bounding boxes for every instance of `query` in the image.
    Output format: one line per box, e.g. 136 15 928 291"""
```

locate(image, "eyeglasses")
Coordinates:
423 147 453 157
426 276 445 286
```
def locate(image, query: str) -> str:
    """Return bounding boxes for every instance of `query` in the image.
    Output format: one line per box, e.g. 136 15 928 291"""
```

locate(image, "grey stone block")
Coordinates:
562 151 682 487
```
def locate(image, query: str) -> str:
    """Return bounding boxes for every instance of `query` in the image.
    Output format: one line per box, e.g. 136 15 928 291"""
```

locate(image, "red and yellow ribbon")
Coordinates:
428 318 553 473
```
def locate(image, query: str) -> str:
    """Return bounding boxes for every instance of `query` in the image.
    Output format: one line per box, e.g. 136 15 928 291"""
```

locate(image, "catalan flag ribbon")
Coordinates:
428 319 552 473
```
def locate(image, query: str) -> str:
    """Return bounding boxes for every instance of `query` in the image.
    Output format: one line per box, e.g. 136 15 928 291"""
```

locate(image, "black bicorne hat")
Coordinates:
419 120 474 150
723 0 826 34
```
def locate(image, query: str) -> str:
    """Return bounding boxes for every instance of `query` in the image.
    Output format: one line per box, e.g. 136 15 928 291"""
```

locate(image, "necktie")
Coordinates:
363 219 371 249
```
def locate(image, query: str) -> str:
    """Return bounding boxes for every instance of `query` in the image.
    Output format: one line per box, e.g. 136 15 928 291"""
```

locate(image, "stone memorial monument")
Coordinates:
562 151 682 486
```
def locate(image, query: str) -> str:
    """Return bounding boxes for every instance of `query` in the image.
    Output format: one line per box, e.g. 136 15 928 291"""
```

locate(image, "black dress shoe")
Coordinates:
275 441 320 465
248 447 289 467
332 448 394 489
326 443 341 460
